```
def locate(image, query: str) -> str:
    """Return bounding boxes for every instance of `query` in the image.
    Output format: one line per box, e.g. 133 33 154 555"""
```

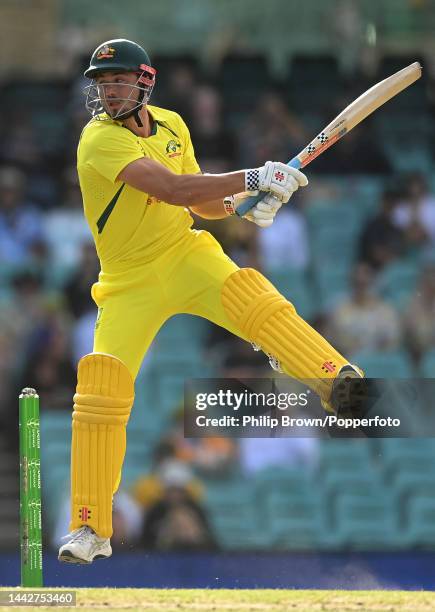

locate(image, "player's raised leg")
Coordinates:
174 230 363 414
221 267 364 413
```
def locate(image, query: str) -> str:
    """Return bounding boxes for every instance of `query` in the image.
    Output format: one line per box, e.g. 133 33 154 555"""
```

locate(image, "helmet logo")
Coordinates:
96 45 116 60
166 139 181 158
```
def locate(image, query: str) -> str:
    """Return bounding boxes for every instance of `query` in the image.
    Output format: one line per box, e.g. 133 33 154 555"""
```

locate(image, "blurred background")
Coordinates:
1 0 435 588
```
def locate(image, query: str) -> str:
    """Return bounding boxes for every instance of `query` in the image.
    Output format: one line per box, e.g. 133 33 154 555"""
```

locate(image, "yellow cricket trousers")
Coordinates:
91 229 245 379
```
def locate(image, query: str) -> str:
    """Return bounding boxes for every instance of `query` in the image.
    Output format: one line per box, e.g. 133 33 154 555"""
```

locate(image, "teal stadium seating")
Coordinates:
349 349 414 378
41 408 435 552
420 349 435 377
265 267 316 320
375 256 420 311
334 494 400 549
403 495 435 547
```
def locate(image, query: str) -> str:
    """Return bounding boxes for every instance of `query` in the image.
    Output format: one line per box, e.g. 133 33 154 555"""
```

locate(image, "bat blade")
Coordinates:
237 62 422 217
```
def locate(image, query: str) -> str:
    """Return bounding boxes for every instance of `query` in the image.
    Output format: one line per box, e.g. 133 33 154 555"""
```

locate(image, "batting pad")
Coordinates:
221 268 348 401
70 353 134 538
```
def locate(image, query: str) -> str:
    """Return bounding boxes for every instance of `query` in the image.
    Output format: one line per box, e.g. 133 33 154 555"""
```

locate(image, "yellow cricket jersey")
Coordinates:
77 105 201 271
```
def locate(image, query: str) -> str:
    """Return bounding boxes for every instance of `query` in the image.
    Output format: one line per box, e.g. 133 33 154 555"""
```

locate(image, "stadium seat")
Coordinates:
313 265 351 311
287 55 341 112
3 81 68 111
375 259 420 310
211 512 269 550
266 497 326 550
420 349 435 378
265 267 316 320
155 314 208 350
129 373 175 435
319 439 375 472
204 480 267 549
391 469 435 506
321 470 385 506
306 202 363 236
349 349 414 378
334 494 401 549
40 411 71 441
385 143 433 174
253 466 314 498
379 438 435 475
401 494 435 547
218 54 270 115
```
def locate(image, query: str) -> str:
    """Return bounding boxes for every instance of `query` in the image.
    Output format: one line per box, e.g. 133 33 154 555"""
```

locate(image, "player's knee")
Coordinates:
221 268 297 338
73 352 134 425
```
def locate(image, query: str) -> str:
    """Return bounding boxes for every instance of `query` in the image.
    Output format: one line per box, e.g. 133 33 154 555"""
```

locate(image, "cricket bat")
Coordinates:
236 61 422 217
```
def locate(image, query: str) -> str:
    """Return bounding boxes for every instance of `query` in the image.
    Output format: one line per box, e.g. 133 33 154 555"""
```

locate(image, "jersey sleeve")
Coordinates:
82 124 145 184
177 116 201 175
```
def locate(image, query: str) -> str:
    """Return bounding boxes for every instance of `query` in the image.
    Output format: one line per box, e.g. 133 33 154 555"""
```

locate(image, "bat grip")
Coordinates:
236 157 302 217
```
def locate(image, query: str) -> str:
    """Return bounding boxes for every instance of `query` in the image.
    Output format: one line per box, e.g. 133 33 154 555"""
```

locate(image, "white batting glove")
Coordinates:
244 161 308 203
224 192 283 227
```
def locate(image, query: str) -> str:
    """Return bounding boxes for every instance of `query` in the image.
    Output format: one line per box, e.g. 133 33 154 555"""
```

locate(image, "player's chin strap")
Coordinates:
116 87 145 127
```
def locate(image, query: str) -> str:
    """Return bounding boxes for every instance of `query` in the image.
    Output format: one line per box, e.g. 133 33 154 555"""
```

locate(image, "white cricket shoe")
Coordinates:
58 526 112 564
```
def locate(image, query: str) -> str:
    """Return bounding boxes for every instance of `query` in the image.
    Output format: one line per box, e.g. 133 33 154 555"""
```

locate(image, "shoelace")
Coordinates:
61 526 92 544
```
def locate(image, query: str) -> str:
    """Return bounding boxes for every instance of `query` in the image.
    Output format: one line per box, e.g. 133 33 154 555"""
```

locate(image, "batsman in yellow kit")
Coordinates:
59 39 364 564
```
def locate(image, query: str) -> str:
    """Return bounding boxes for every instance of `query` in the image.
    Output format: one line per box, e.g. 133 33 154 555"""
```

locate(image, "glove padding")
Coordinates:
244 193 283 227
224 192 284 227
259 161 308 202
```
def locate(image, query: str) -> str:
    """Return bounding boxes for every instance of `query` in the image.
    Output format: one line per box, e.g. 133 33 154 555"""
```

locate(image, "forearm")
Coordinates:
169 172 246 207
119 158 246 207
190 198 228 219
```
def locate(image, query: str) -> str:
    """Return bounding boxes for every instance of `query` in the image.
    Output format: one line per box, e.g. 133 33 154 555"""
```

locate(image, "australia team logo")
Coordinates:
166 139 181 158
96 45 116 60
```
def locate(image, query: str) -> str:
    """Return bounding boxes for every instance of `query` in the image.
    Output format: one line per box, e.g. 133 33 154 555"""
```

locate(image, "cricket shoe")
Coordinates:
58 525 112 564
322 364 367 417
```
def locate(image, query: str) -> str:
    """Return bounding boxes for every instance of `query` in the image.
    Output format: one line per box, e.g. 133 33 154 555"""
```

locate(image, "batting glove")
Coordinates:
224 192 283 228
244 161 308 203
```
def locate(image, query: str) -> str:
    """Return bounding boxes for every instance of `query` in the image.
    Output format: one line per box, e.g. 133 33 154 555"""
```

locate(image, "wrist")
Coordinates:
244 168 260 192
223 195 236 216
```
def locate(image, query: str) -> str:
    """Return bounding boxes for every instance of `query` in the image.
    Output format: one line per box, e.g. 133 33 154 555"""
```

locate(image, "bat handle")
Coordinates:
236 156 302 217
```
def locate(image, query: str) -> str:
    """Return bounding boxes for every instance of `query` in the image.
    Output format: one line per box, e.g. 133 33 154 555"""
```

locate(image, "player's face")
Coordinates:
95 72 141 117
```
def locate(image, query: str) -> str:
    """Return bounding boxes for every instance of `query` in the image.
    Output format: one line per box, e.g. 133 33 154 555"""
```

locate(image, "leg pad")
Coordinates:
70 353 134 538
221 268 348 400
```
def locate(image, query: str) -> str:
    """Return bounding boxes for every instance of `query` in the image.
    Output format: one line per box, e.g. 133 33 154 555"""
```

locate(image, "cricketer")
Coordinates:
58 39 363 563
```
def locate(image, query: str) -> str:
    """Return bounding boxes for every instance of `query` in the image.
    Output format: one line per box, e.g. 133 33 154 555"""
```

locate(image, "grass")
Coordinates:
1 588 435 612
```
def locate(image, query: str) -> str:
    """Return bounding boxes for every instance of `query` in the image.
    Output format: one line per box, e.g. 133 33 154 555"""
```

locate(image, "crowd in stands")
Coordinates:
1 51 435 550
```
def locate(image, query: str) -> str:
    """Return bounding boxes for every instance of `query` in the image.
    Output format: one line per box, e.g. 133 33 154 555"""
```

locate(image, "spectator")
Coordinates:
1 119 40 169
132 444 203 513
313 125 392 175
392 172 435 252
258 193 310 272
327 263 402 355
0 270 53 428
190 84 236 172
19 308 76 411
64 242 99 319
155 63 197 126
63 241 99 363
238 91 307 167
358 188 405 271
43 166 92 272
240 437 319 475
137 459 218 551
163 406 238 477
403 262 435 362
0 166 44 266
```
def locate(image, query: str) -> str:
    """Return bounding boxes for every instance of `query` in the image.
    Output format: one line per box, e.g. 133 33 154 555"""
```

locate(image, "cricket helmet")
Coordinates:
84 39 156 126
